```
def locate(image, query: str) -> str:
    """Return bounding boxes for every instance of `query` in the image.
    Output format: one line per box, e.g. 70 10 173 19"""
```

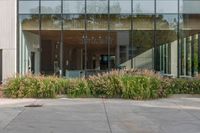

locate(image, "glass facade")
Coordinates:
18 0 200 77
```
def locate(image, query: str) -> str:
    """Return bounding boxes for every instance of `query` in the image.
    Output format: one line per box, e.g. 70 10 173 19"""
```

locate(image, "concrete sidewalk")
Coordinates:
0 97 200 133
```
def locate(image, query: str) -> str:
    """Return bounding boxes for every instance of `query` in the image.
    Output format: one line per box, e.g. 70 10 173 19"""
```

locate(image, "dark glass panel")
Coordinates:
63 31 85 77
86 31 108 70
40 31 61 75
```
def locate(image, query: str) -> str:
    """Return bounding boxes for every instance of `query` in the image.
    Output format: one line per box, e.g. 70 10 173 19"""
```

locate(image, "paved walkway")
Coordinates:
0 96 200 133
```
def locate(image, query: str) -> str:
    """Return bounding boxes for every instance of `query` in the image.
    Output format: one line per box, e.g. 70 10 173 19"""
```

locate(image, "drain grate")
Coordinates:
24 104 43 108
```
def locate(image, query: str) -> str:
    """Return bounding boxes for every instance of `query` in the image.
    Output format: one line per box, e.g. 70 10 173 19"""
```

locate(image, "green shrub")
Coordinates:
169 79 200 94
3 75 69 98
3 69 200 99
67 79 91 97
121 75 162 100
88 72 124 98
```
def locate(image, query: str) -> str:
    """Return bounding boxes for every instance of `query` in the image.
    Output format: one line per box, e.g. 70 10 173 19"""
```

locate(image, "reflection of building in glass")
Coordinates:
1 0 200 81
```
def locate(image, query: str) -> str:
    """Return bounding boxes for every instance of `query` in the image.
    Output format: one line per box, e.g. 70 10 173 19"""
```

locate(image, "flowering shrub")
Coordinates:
3 69 200 99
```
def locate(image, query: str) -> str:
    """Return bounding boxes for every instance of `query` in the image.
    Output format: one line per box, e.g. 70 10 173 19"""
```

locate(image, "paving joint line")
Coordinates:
169 99 200 121
102 98 113 133
2 99 37 130
3 107 26 130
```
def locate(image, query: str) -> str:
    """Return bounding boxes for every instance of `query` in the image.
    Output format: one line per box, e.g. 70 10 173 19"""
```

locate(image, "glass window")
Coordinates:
156 14 178 30
132 30 153 69
19 0 39 14
180 0 200 14
40 31 61 75
63 0 85 14
111 31 132 69
133 15 154 30
63 15 85 30
19 15 39 30
86 31 108 70
41 0 61 14
87 0 108 14
110 15 131 30
133 0 154 14
110 0 131 14
87 14 108 30
193 34 199 75
179 13 200 76
157 0 178 13
155 15 178 74
132 14 154 69
63 31 85 73
41 15 61 30
19 15 40 75
180 14 200 30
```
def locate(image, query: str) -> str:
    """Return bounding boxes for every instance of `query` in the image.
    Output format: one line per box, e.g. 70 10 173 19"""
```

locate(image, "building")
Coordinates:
0 0 200 81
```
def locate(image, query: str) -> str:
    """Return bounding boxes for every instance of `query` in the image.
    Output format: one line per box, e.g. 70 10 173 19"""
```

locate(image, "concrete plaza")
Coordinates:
0 96 200 133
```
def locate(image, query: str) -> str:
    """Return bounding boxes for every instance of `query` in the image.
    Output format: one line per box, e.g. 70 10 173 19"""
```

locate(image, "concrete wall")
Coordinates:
170 40 178 77
0 0 17 81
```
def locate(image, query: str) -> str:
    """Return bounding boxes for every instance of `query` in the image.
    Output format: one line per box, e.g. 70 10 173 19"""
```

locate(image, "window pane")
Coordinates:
155 14 178 74
41 15 61 30
87 0 108 14
157 0 178 13
19 0 39 14
87 15 108 30
19 15 39 30
86 31 108 70
179 14 200 76
112 31 132 69
132 14 154 69
40 31 61 75
110 0 131 14
63 0 85 14
193 34 199 75
63 15 85 30
180 14 200 30
41 0 61 14
110 15 131 30
133 15 154 30
180 0 200 14
19 15 40 74
132 30 153 69
63 31 85 75
133 0 154 14
156 14 178 30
